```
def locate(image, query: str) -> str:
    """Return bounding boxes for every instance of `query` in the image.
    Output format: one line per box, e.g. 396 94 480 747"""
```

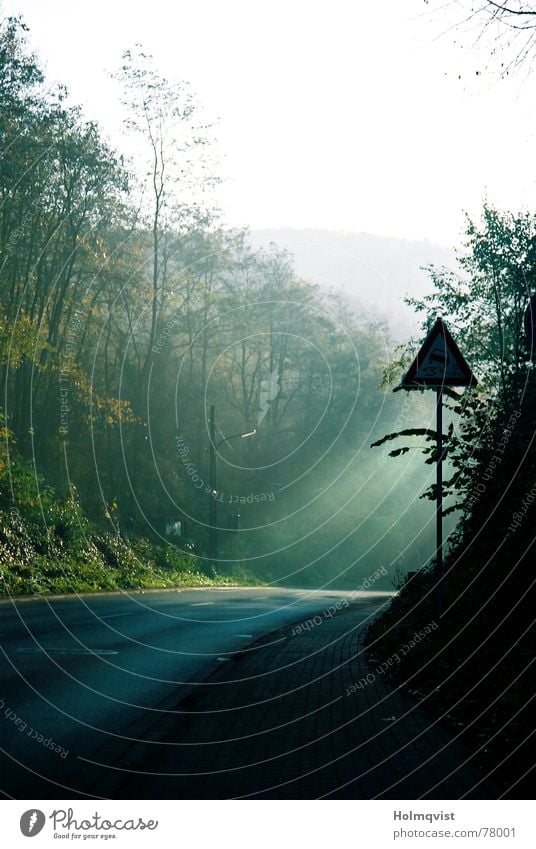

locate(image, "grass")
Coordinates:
0 510 260 596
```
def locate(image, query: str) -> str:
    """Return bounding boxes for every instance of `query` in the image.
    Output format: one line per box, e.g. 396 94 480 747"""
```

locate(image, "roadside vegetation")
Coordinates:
367 206 536 797
0 425 256 594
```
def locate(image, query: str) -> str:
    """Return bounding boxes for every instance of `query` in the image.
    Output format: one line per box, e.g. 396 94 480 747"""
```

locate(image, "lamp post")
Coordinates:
208 404 256 571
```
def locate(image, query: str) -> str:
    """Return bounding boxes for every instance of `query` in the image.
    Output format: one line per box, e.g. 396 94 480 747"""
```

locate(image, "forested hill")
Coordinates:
249 228 454 337
0 17 438 595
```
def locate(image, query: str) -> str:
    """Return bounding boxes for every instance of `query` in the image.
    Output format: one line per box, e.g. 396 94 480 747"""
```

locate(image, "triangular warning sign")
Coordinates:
402 318 477 387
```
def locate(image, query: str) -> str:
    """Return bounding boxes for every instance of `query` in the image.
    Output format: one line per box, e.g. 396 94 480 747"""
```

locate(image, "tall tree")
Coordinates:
113 47 218 403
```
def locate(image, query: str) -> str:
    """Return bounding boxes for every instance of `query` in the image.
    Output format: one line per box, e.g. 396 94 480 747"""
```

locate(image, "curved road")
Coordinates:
0 587 391 798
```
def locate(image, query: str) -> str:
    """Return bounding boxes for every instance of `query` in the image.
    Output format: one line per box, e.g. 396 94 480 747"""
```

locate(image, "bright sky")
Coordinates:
4 0 536 246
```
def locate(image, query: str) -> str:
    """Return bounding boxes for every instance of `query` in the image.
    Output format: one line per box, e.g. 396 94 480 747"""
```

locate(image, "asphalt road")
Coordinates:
0 587 391 798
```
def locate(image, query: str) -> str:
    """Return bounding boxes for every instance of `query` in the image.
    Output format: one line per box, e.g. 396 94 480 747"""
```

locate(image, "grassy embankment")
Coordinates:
0 497 258 596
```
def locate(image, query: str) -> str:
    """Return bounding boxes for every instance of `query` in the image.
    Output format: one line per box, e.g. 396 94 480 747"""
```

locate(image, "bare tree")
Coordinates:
426 1 536 75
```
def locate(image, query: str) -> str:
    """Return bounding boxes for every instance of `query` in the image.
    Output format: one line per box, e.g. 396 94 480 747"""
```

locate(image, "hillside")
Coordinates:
249 228 455 338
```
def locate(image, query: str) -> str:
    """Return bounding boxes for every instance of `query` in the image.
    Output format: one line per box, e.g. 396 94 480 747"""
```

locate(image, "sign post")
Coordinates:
401 317 477 607
436 386 443 587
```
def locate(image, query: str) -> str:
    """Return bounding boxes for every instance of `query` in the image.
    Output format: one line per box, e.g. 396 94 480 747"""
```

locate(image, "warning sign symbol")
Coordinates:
403 318 477 388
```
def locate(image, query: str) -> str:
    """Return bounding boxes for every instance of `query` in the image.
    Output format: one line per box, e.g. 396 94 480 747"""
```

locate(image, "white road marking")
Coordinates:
190 602 215 606
236 634 254 638
216 657 230 662
100 612 137 619
17 648 118 656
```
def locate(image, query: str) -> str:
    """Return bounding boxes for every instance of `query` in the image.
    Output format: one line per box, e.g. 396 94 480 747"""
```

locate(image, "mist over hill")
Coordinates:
249 228 455 338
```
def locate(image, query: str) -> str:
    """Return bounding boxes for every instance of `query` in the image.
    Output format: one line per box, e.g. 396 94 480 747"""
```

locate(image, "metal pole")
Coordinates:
436 387 443 612
208 404 217 571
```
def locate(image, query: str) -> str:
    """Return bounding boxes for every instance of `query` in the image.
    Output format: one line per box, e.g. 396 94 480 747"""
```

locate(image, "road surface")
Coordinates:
0 586 390 797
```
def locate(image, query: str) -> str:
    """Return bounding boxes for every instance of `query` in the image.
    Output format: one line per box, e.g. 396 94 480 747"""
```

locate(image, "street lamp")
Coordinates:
208 404 256 570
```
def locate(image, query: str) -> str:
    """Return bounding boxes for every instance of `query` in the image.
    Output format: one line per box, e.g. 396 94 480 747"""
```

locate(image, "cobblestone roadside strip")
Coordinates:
103 603 497 800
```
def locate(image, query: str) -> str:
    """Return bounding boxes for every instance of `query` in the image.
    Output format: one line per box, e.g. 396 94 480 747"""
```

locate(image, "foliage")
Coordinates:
0 418 254 594
373 204 536 511
0 14 409 590
367 203 536 796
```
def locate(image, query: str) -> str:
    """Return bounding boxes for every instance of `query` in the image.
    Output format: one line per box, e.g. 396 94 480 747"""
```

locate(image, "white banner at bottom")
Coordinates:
1 799 534 849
